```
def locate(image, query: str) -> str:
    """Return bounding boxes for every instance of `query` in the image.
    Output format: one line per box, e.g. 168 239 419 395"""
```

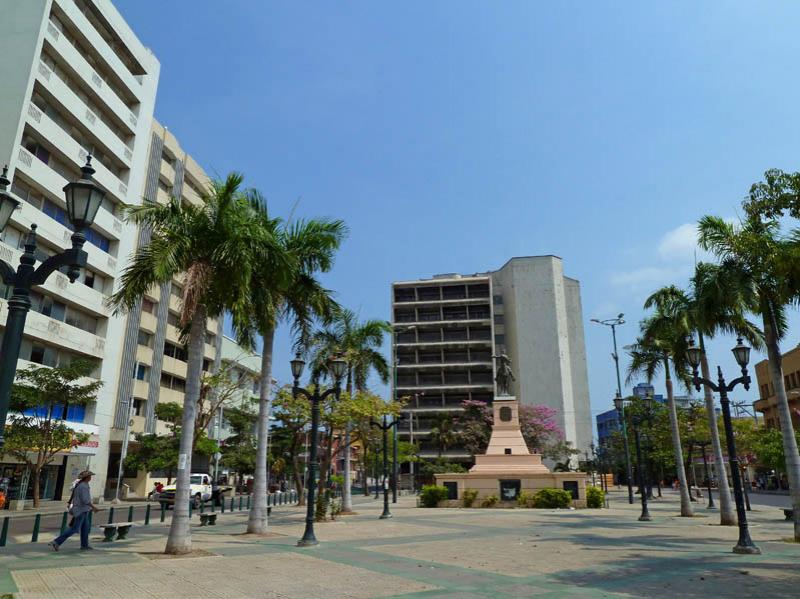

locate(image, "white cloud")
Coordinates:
610 222 717 293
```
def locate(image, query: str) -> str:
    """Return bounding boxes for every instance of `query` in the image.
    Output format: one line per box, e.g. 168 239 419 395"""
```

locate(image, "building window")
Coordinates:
142 299 155 314
492 295 503 305
132 398 145 417
137 330 152 347
133 363 148 381
494 334 505 346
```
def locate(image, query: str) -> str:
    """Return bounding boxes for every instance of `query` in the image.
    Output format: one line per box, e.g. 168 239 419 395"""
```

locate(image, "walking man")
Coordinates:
49 470 100 551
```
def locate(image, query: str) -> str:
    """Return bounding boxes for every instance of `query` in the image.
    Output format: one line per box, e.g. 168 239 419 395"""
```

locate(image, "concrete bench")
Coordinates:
784 509 793 521
99 522 133 542
199 513 217 526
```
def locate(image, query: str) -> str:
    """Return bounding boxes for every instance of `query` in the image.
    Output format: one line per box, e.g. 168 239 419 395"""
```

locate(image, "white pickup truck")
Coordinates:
157 473 212 509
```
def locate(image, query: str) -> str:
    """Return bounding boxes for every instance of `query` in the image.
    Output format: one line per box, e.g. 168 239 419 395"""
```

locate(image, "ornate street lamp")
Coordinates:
688 337 761 555
0 158 104 448
291 352 346 547
371 414 402 519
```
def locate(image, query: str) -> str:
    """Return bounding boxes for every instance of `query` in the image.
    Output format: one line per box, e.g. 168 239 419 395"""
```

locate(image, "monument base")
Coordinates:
434 471 588 507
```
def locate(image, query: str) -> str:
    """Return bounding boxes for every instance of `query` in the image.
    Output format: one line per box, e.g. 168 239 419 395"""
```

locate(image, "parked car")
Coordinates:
157 473 212 509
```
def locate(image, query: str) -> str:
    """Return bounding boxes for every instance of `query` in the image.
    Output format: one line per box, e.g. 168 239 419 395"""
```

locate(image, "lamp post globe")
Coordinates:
63 156 105 230
731 337 751 368
0 166 21 232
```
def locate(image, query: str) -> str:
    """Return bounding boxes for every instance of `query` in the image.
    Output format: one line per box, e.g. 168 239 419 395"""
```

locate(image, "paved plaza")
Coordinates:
0 490 798 598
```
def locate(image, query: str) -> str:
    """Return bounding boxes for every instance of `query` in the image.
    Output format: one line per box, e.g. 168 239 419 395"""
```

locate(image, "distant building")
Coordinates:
595 384 693 445
392 256 592 466
754 346 800 430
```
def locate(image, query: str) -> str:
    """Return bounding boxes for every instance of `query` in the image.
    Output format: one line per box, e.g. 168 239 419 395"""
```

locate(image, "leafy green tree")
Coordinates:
308 308 391 508
245 199 345 534
699 206 800 540
125 402 218 485
3 361 100 507
111 174 265 554
220 402 258 487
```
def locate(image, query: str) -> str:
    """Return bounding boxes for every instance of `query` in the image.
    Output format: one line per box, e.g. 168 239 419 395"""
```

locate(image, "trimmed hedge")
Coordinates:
420 485 449 507
481 494 499 508
532 488 573 508
586 486 604 508
462 489 479 508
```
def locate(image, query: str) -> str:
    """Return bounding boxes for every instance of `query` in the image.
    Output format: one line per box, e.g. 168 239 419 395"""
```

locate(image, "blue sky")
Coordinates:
116 1 800 428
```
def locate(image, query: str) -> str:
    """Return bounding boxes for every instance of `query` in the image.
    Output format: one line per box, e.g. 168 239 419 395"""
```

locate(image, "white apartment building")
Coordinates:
106 121 262 498
393 256 592 466
0 0 159 503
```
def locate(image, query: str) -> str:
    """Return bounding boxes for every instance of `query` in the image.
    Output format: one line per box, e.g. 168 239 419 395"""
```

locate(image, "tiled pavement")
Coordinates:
0 490 798 598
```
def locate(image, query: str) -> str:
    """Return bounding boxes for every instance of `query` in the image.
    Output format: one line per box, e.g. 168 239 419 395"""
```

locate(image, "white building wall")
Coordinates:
0 0 160 500
492 256 591 456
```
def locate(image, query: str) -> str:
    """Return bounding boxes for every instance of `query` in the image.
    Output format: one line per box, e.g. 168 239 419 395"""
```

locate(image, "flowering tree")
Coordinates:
457 400 567 459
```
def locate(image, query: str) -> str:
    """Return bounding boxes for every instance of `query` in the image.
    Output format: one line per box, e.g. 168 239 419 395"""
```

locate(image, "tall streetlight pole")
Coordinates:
290 352 347 547
0 159 105 448
592 315 634 504
687 337 761 555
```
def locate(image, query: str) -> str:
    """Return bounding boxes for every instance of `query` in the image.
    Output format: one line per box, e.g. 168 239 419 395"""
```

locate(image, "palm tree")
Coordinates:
429 413 458 458
111 174 268 554
699 214 800 540
309 308 391 510
626 317 694 517
245 197 346 535
644 264 762 526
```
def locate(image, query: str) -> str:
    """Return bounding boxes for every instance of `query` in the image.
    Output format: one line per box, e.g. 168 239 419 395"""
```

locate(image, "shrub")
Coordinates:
481 494 499 508
531 488 573 509
586 486 604 509
420 485 449 507
462 488 479 508
517 491 536 508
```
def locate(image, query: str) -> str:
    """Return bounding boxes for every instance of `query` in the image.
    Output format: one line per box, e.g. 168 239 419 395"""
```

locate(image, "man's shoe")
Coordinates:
80 546 95 551
48 542 59 552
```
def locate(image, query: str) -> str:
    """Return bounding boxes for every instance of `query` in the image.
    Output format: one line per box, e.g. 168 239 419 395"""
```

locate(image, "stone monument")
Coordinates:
435 357 587 506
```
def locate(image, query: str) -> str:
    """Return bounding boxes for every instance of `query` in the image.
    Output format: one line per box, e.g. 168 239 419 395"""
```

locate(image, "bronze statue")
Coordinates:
493 353 515 396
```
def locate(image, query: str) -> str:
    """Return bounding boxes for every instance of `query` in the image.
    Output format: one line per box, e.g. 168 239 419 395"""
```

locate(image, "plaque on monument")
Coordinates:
443 481 458 500
563 480 579 500
499 479 521 501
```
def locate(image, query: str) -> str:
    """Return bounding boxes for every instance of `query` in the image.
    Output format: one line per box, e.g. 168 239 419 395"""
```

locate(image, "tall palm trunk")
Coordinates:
664 357 694 517
248 328 275 534
698 333 736 525
165 306 207 554
764 306 800 541
341 374 354 513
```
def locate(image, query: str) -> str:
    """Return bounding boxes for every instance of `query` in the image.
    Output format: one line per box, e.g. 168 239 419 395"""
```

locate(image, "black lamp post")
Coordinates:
616 393 652 521
0 158 104 448
687 337 761 555
695 440 715 509
592 315 635 504
611 390 635 504
291 352 347 547
371 414 401 519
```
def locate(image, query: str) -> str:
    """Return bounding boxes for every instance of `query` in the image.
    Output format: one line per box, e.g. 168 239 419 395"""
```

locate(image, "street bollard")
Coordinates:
221 497 225 513
238 496 243 511
160 503 166 523
200 500 205 514
144 504 151 526
31 514 41 543
0 517 8 547
107 507 115 525
127 505 134 523
267 494 271 507
230 497 234 512
247 495 251 510
189 501 193 518
60 511 68 534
